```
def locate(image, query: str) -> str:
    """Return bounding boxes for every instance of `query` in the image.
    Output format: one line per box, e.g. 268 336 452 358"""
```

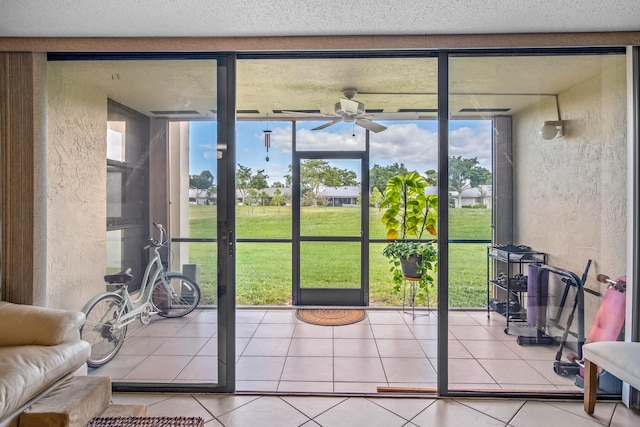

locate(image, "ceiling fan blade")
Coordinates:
339 99 361 115
356 118 387 133
364 112 420 120
280 110 335 118
312 120 341 131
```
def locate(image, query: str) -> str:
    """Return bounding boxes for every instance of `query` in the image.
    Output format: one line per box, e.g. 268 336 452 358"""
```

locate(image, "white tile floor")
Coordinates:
110 392 640 427
89 307 585 393
89 307 640 425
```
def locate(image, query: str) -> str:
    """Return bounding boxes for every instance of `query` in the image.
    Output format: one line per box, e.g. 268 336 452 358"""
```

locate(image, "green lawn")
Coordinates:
185 205 491 308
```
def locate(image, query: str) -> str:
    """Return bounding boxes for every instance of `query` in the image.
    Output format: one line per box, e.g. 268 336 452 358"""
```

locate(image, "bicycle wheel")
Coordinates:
81 294 128 368
151 273 201 318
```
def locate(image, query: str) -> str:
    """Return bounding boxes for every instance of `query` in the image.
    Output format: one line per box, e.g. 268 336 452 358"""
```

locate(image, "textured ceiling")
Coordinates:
48 55 624 121
1 0 639 37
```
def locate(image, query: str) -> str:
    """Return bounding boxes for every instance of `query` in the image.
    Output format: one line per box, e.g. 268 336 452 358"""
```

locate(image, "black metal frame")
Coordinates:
292 135 370 306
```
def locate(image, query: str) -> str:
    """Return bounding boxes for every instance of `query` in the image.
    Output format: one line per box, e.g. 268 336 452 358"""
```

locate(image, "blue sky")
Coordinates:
189 119 492 186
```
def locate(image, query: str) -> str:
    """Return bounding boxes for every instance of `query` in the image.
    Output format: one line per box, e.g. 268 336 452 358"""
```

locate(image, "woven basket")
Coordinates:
85 417 204 427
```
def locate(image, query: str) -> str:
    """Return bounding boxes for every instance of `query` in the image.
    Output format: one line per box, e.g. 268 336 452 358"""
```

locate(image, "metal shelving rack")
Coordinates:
486 245 547 335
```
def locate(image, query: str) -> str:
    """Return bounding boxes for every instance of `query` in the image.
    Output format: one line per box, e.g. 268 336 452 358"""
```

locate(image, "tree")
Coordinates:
371 187 384 208
236 164 252 205
259 190 269 213
370 163 409 194
271 188 286 212
423 169 438 186
189 170 215 203
250 169 269 192
448 156 492 207
300 160 358 207
284 164 292 188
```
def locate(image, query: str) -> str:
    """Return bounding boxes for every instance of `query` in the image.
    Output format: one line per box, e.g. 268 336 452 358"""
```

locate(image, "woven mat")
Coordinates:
296 308 366 326
85 417 204 427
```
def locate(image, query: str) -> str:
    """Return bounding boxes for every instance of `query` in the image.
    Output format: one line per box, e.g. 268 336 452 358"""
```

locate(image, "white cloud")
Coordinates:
241 120 492 183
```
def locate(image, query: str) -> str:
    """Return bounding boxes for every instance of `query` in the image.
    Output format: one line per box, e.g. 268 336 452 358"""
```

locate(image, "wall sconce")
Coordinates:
540 120 564 140
539 94 565 140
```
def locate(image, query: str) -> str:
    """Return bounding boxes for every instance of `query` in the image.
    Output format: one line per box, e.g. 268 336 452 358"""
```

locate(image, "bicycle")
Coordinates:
80 222 201 367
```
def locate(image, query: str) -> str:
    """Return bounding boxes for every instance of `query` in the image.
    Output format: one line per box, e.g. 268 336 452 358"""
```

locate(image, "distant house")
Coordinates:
456 185 492 208
425 185 491 208
319 186 360 206
189 188 216 205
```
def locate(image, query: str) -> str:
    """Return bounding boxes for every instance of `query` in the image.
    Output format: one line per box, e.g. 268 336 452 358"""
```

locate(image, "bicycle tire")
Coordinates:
151 273 201 318
81 294 128 368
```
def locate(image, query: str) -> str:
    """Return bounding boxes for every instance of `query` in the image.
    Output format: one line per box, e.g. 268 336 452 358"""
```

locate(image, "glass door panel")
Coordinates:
447 52 627 395
300 242 361 289
47 58 225 389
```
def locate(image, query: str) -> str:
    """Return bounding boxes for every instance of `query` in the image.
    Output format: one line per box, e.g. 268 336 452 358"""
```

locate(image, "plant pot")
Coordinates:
400 255 422 278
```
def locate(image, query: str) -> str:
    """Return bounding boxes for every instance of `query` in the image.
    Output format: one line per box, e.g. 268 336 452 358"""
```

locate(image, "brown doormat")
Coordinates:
85 417 204 427
296 308 366 326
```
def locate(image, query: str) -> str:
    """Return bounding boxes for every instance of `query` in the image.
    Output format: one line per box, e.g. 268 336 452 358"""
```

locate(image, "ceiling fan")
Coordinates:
282 88 418 133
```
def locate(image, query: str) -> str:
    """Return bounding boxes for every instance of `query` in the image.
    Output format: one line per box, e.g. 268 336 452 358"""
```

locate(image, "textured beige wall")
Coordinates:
46 64 107 311
512 56 627 335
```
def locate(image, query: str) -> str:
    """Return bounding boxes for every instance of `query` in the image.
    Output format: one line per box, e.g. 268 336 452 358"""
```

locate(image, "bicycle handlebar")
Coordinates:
144 222 168 249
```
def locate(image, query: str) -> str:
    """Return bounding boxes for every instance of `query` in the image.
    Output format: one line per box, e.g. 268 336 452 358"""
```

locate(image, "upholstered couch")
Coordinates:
583 341 640 414
0 301 91 427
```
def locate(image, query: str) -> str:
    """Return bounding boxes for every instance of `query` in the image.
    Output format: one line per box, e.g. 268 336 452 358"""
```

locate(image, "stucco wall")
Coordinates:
46 64 107 311
512 56 627 335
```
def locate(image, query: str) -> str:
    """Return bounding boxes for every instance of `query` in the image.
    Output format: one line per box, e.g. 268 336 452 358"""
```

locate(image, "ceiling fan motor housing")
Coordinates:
335 99 365 118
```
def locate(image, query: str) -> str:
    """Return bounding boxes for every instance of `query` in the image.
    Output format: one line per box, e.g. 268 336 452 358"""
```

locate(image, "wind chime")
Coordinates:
263 124 272 162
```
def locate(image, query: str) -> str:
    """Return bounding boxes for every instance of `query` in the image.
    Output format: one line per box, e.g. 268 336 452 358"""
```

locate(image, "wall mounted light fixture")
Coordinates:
539 95 565 140
540 120 564 140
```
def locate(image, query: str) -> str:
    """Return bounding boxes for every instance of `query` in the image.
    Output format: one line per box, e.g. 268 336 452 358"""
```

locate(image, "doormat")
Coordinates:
296 308 366 326
85 417 204 427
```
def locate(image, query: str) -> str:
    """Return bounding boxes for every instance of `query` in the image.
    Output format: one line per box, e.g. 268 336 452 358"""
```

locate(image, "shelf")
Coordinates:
489 279 528 292
487 245 547 341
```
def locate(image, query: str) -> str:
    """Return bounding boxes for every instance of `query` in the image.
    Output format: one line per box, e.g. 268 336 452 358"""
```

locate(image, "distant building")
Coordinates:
189 188 216 205
456 185 492 208
319 186 360 206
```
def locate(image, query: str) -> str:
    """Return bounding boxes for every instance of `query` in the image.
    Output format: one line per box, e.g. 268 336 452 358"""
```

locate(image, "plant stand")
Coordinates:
401 275 430 319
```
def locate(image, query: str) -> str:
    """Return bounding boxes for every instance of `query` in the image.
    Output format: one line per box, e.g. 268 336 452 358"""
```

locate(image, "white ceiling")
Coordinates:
48 54 625 122
1 0 639 37
19 1 634 124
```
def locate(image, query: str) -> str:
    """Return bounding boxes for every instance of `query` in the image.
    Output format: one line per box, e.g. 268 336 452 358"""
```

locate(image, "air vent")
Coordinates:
150 110 200 115
237 110 260 114
272 109 321 114
397 108 438 113
459 108 511 113
365 109 383 113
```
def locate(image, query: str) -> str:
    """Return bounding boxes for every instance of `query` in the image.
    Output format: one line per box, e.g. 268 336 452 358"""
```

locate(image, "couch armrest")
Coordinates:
0 301 85 346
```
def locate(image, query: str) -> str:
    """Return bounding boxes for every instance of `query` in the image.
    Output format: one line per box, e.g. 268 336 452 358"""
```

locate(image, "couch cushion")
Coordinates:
0 301 85 346
0 341 91 420
582 341 640 390
0 302 85 346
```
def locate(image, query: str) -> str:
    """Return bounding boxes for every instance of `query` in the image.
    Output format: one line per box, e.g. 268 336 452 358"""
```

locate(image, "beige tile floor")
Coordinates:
90 307 640 425
89 307 586 393
110 392 640 426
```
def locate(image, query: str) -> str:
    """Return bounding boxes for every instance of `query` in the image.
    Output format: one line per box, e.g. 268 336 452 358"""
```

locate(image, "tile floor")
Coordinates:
89 307 585 393
91 307 640 425
110 392 640 426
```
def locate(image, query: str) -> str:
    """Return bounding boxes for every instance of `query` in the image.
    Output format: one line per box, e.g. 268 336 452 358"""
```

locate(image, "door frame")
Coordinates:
292 126 370 306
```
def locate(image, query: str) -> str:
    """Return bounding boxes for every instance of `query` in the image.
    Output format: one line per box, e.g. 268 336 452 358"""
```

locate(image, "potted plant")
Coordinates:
380 172 438 305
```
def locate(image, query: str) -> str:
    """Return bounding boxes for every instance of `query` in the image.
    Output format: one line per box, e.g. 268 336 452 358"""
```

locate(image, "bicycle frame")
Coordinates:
81 226 175 330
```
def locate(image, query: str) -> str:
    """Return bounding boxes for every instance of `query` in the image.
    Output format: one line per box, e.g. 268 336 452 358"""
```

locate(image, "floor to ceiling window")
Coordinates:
46 57 232 391
447 51 628 395
41 47 633 399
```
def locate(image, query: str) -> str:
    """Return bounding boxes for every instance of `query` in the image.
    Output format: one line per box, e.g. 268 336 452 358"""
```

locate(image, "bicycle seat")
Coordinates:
104 268 133 284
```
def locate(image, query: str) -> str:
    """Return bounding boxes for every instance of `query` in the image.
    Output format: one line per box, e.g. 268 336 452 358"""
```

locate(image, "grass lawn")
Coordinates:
185 204 491 308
